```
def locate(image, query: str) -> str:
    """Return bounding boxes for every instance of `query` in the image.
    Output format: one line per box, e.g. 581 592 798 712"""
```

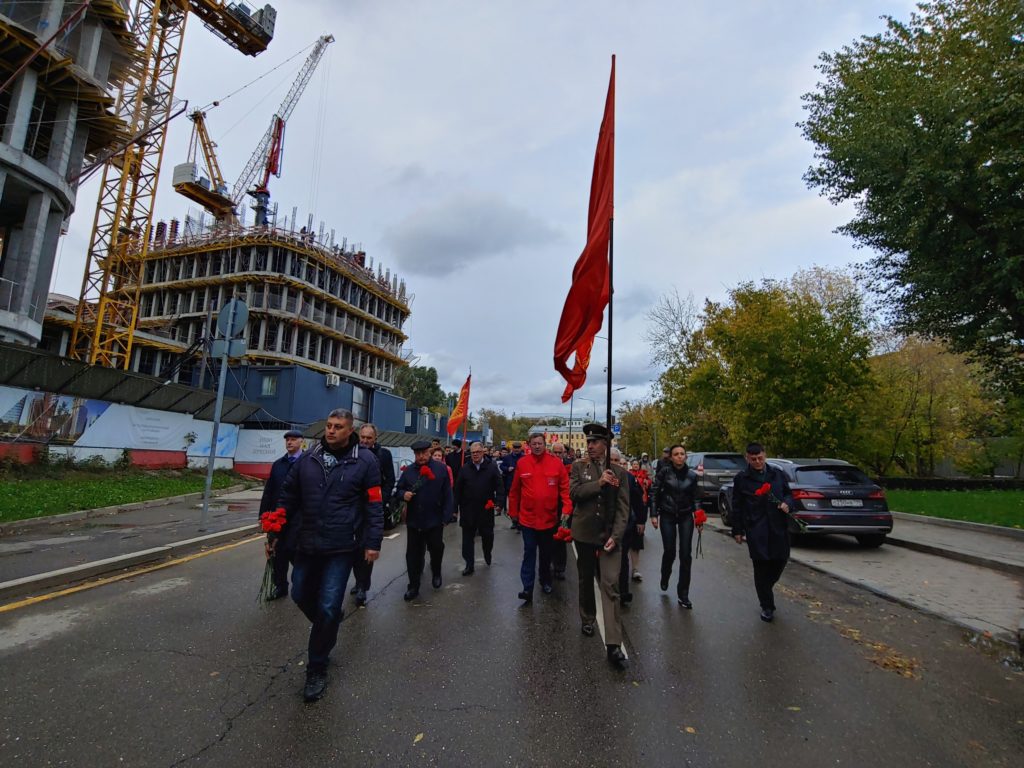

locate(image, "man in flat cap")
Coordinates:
503 441 524 530
258 428 305 599
397 439 454 600
569 422 631 669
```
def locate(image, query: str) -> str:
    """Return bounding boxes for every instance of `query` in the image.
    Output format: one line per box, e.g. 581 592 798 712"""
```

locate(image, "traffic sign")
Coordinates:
216 298 248 338
611 423 621 435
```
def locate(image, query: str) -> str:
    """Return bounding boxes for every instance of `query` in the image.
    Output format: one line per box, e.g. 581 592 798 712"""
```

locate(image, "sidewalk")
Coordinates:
708 513 1024 654
0 488 261 600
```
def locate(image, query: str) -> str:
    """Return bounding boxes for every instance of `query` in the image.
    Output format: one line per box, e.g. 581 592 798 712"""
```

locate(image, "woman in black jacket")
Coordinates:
650 444 699 608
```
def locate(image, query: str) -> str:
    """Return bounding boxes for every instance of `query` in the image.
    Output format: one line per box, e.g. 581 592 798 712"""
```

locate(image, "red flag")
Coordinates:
447 374 471 437
553 57 615 403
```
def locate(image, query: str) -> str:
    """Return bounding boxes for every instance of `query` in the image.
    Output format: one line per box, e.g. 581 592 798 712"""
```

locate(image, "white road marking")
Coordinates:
384 532 402 540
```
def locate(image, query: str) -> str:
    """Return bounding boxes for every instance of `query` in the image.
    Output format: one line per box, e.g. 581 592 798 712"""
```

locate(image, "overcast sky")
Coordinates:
52 0 916 420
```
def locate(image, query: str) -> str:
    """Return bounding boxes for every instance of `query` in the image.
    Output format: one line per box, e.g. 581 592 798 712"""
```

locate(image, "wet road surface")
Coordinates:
1 520 1021 767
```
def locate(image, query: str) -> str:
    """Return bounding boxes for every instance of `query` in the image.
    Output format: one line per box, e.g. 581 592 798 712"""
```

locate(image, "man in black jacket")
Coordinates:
258 429 304 600
278 408 383 702
445 438 468 486
397 439 454 600
730 442 794 623
454 441 503 575
349 423 395 607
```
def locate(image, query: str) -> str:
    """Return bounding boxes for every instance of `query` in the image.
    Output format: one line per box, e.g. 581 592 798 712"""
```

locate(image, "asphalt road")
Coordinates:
1 520 1022 767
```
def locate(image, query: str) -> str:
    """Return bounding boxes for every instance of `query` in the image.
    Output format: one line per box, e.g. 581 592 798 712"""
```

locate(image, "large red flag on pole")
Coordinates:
553 56 615 403
447 373 471 437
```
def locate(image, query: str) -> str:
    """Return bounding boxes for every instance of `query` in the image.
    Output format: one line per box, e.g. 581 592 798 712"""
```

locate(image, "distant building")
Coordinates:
528 420 587 454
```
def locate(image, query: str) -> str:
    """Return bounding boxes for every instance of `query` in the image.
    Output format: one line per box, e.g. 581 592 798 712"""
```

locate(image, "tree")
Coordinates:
615 399 667 457
800 0 1024 391
393 365 446 411
657 270 875 457
643 288 699 368
476 408 539 445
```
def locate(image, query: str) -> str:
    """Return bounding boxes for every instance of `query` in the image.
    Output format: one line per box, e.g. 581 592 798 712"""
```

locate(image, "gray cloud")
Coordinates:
383 193 560 276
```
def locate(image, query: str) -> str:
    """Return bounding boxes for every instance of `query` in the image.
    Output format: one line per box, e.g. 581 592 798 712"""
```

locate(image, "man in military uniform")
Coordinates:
569 423 631 669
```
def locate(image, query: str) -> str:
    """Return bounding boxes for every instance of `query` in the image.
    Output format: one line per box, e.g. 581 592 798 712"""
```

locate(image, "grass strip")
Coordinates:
886 489 1024 529
0 471 239 523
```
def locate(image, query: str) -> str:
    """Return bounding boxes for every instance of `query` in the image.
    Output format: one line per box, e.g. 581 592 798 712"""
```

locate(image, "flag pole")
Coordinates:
605 217 614 471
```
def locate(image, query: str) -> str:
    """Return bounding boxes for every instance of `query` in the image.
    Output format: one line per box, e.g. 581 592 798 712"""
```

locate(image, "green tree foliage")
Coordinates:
800 0 1024 390
659 269 874 457
393 365 446 411
477 408 538 445
615 399 667 457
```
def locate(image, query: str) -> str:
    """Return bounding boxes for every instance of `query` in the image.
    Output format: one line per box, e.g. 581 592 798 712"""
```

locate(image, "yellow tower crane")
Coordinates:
69 0 276 369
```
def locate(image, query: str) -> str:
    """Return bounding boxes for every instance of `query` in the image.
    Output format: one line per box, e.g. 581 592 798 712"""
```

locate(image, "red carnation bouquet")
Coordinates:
257 507 288 604
553 514 573 543
693 507 707 558
396 463 437 523
754 482 807 532
485 499 495 511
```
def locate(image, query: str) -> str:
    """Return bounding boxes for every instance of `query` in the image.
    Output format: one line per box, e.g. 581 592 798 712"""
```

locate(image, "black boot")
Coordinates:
607 645 627 670
303 670 327 702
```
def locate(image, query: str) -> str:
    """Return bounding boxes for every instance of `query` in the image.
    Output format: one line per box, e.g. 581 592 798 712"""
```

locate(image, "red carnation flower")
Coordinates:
694 508 707 527
754 482 772 496
419 465 435 480
484 500 495 510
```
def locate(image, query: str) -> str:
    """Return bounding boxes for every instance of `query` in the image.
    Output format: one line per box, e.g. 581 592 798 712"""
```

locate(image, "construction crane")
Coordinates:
70 0 277 370
172 34 334 226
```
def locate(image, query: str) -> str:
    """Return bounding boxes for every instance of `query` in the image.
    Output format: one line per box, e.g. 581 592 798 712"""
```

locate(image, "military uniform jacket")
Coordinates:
568 459 630 546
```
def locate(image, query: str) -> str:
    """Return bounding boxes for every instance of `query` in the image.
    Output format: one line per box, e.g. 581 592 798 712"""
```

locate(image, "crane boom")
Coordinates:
230 34 334 207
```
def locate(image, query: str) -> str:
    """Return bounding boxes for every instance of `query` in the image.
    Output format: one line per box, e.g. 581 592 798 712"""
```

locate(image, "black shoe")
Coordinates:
432 575 442 589
760 608 775 622
303 671 327 702
541 584 553 595
349 585 358 595
553 569 566 581
678 597 693 609
518 590 533 603
404 587 419 601
581 623 595 637
484 552 492 565
621 592 633 604
462 565 475 576
354 588 367 607
607 645 627 670
660 576 669 592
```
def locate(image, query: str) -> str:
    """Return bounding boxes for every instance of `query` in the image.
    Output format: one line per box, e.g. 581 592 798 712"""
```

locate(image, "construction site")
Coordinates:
1 1 422 469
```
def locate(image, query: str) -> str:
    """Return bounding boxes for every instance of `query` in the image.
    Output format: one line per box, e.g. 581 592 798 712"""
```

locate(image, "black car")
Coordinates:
718 458 893 547
687 451 746 512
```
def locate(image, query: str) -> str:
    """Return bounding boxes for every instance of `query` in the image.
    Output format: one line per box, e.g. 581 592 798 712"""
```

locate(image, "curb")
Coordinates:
0 483 254 537
890 511 1024 541
0 523 260 603
883 536 1024 578
706 522 1023 657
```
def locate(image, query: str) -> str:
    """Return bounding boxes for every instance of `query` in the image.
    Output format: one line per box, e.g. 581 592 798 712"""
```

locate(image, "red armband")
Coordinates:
367 486 382 504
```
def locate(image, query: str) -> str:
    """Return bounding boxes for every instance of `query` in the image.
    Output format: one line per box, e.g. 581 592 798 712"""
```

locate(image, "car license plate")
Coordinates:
831 499 863 507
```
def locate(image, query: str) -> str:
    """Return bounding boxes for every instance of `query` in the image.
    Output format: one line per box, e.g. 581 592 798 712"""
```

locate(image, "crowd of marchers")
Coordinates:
258 409 795 703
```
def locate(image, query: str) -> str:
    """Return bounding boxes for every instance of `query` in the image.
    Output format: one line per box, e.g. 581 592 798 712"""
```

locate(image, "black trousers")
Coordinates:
352 557 373 591
406 525 444 588
273 549 291 591
752 558 788 610
552 540 567 574
659 514 694 600
461 524 494 566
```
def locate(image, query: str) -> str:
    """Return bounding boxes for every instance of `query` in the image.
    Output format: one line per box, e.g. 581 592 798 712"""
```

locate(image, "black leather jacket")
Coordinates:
651 464 699 518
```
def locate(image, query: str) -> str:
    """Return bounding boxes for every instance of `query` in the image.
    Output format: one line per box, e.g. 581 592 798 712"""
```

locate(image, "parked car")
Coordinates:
687 452 747 512
718 458 893 547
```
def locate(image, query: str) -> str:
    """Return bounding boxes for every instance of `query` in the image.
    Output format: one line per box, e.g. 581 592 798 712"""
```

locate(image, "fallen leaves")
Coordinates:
413 733 424 745
679 726 697 734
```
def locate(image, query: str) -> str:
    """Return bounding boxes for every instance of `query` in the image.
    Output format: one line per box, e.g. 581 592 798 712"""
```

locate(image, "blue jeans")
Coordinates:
520 526 555 592
291 551 356 671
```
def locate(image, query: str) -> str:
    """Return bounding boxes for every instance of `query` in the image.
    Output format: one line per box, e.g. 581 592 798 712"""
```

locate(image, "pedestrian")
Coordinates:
398 439 454 601
549 442 574 580
502 441 524 530
446 438 468 485
627 459 651 582
655 447 671 475
454 441 503 574
349 423 395 607
258 428 305 600
509 433 571 602
277 409 383 702
730 442 794 622
617 451 647 604
569 423 631 669
650 444 699 609
432 447 455 486
639 452 654 477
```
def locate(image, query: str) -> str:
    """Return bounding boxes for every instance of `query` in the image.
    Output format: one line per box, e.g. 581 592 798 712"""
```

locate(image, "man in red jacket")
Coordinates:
509 433 572 603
